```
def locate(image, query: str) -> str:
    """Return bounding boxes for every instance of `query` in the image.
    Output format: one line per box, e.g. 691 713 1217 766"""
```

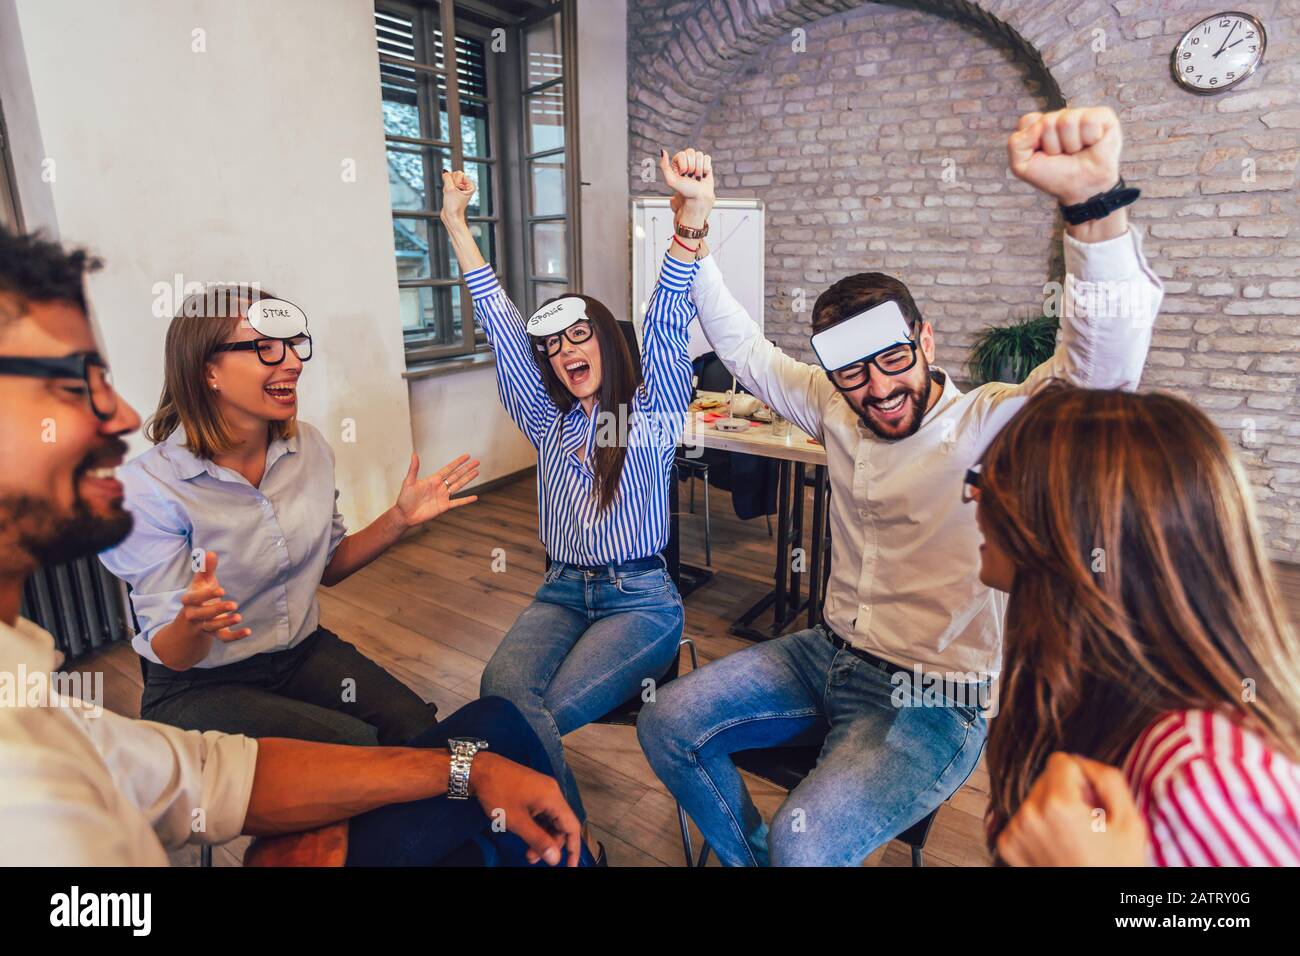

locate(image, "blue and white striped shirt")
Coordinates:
465 255 699 566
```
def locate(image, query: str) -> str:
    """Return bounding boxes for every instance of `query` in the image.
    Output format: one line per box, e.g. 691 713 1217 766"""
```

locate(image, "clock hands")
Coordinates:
1213 20 1239 58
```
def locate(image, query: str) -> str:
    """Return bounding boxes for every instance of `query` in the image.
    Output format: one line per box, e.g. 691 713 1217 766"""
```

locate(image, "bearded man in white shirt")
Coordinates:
0 228 589 867
638 108 1164 866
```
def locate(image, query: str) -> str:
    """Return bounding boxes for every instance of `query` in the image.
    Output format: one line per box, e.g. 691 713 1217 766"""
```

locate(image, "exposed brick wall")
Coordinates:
627 0 1300 561
695 7 1058 385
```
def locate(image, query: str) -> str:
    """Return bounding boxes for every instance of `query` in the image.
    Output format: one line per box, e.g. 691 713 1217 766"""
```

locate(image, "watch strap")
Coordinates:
1059 178 1140 225
675 220 709 240
447 739 484 800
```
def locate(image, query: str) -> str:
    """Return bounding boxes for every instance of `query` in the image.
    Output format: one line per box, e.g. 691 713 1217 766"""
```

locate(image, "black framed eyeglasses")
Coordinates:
962 467 982 503
532 320 593 358
0 351 119 420
825 336 919 391
212 334 312 366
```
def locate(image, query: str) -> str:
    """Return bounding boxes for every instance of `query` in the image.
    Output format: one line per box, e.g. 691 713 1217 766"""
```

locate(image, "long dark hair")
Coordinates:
532 294 640 512
978 383 1300 851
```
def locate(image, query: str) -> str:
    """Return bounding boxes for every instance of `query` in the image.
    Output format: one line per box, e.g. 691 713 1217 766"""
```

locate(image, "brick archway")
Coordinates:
627 0 1111 162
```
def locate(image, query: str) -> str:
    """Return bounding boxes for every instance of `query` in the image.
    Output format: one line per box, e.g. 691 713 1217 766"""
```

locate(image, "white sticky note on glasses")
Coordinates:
526 296 588 337
246 298 309 339
809 300 912 370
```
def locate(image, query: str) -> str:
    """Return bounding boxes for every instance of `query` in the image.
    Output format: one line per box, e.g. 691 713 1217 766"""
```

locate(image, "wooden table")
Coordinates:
673 392 830 641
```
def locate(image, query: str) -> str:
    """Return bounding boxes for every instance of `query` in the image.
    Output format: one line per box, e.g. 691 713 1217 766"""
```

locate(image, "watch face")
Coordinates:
1172 12 1265 94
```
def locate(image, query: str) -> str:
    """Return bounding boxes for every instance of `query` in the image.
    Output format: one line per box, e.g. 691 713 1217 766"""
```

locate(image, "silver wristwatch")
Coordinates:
447 737 489 800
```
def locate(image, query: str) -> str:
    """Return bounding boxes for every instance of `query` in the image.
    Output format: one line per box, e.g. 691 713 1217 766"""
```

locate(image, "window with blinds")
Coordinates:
377 2 501 362
376 1 577 366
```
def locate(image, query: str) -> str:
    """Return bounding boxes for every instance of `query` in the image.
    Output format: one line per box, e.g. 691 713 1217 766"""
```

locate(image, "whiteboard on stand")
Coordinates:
630 197 765 361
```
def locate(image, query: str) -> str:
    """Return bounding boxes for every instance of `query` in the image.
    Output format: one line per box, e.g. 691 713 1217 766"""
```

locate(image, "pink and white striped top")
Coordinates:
1123 709 1300 866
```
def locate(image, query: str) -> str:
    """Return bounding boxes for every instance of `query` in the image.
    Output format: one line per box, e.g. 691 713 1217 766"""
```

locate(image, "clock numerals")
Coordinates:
1173 13 1265 94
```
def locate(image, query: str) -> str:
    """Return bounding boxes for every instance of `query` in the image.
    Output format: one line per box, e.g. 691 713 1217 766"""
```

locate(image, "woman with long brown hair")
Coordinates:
968 382 1300 865
100 286 480 746
438 152 712 827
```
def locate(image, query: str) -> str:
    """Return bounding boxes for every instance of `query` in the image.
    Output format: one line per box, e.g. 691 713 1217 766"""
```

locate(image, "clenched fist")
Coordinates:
1007 107 1122 206
660 147 716 228
996 752 1148 867
439 169 476 226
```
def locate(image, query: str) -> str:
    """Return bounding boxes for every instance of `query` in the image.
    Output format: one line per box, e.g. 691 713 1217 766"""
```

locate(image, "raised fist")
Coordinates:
1007 107 1122 206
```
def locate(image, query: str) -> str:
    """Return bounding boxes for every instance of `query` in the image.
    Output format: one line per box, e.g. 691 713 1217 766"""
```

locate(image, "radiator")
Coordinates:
21 556 133 663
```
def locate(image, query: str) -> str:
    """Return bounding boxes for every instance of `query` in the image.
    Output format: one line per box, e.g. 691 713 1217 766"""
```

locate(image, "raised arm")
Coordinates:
995 108 1162 404
440 170 553 446
666 149 833 440
636 149 711 421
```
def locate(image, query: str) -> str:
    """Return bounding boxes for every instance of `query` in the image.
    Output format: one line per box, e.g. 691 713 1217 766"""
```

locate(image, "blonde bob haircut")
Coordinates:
144 284 297 459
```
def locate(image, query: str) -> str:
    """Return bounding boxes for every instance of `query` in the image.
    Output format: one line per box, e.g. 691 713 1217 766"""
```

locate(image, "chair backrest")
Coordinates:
694 352 747 394
616 319 641 366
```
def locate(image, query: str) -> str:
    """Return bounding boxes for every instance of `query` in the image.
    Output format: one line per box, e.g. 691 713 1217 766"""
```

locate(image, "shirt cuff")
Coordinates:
200 732 260 845
1063 227 1145 282
659 254 699 293
695 254 722 287
464 264 501 298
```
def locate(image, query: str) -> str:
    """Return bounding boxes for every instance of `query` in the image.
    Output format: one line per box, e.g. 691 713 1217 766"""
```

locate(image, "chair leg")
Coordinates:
766 512 772 536
697 843 712 868
680 637 698 671
688 474 696 514
702 474 712 567
200 845 213 868
677 803 695 866
911 846 923 867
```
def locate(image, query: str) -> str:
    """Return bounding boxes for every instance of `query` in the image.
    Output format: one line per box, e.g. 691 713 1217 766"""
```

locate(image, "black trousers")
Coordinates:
140 627 439 746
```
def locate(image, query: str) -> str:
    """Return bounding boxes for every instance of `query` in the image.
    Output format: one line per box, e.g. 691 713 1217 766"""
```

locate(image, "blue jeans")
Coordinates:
636 625 988 866
480 555 685 820
345 696 595 866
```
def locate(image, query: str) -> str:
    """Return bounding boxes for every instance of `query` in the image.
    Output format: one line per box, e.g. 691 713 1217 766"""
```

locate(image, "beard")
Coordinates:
853 364 934 441
0 439 135 567
0 492 133 567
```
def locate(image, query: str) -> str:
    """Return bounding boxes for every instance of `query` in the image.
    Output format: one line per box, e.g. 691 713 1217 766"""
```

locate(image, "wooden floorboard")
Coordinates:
74 473 1300 868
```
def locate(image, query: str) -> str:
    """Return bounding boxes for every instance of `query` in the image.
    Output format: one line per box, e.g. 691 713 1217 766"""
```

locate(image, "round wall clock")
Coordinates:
1171 12 1266 94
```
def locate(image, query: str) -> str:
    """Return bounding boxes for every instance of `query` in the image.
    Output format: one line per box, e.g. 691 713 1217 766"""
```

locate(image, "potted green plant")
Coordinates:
967 315 1060 385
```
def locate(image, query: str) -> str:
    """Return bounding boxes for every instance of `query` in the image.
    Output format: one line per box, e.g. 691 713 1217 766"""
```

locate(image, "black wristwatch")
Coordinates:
1059 178 1140 225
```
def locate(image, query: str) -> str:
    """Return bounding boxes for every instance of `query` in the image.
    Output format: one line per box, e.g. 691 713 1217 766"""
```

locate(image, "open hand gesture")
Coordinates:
393 452 480 528
179 551 251 643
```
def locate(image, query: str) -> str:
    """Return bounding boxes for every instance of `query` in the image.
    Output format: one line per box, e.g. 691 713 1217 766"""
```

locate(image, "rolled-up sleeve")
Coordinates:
85 709 259 848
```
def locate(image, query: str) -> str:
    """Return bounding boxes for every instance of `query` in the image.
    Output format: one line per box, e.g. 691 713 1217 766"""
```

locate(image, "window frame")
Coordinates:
378 0 506 363
0 97 22 230
515 0 581 317
377 0 581 367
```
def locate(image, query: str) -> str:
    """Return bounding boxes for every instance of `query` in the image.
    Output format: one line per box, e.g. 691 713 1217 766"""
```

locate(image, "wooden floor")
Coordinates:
79 472 1300 868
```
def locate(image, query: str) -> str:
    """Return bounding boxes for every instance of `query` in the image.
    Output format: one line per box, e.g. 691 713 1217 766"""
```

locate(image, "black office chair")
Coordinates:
681 744 947 868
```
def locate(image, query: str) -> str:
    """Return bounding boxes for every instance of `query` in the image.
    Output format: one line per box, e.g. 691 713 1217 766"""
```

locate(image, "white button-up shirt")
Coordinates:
0 617 258 864
692 228 1163 677
100 422 348 668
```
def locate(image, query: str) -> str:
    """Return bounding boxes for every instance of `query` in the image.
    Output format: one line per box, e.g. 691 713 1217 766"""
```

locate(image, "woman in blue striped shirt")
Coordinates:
439 151 713 822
